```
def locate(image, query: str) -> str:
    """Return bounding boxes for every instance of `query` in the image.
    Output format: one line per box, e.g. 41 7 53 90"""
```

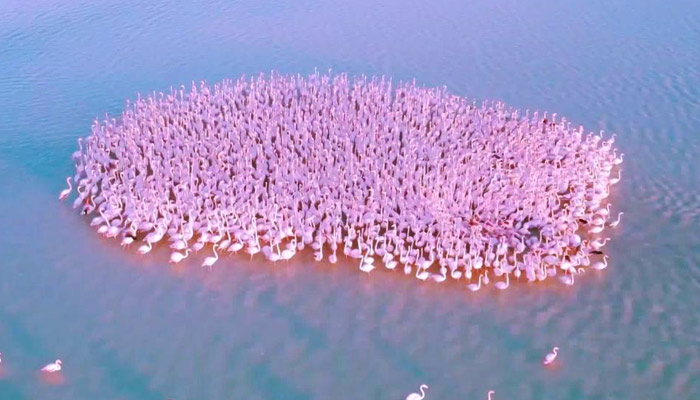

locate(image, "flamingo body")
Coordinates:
41 359 62 373
543 347 559 365
58 178 72 200
405 384 428 400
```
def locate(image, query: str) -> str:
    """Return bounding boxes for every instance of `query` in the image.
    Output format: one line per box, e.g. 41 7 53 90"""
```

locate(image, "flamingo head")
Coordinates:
553 347 559 353
56 360 62 365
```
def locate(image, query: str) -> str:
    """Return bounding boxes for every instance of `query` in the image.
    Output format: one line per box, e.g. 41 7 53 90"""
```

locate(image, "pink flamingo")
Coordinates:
543 347 559 365
58 178 72 200
405 384 428 400
41 359 62 373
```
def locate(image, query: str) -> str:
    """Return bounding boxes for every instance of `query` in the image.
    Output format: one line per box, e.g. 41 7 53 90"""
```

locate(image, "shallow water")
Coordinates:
1 0 700 399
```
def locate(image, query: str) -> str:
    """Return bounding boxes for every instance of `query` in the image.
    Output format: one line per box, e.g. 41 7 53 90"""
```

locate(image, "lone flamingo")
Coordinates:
608 212 624 228
41 359 62 373
543 347 559 365
591 255 609 270
58 177 72 200
405 384 428 400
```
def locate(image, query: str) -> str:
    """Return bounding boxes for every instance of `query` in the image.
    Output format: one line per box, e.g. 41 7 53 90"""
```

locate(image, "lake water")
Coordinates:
1 1 699 399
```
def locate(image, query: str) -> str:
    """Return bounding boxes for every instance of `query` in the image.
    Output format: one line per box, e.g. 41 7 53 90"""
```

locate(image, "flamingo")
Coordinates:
405 384 428 400
608 212 623 228
356 244 372 271
416 268 430 281
41 359 62 373
313 243 324 261
467 275 483 292
613 153 624 165
487 390 495 400
359 262 376 274
228 241 244 253
588 225 604 234
590 237 610 250
495 273 510 290
97 224 109 235
267 243 282 262
281 237 297 260
569 233 581 247
170 249 191 263
137 241 153 255
591 255 609 270
121 235 135 247
543 347 559 365
431 267 447 282
359 247 375 273
73 194 86 210
58 177 72 200
559 259 573 272
559 269 575 286
281 246 296 260
591 215 606 226
202 244 219 270
595 204 612 216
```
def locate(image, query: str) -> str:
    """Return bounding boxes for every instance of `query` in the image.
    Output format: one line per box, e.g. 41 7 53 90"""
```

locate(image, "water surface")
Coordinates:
1 0 700 399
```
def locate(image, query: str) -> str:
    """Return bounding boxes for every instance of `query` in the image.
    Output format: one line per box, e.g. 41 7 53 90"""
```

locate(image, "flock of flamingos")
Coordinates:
54 72 622 398
58 73 622 287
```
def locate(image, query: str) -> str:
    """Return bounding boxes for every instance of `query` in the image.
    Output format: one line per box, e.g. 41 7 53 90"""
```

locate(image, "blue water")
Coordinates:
1 0 700 399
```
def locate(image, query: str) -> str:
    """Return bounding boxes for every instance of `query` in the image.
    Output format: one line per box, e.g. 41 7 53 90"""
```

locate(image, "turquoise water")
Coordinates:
1 0 699 399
